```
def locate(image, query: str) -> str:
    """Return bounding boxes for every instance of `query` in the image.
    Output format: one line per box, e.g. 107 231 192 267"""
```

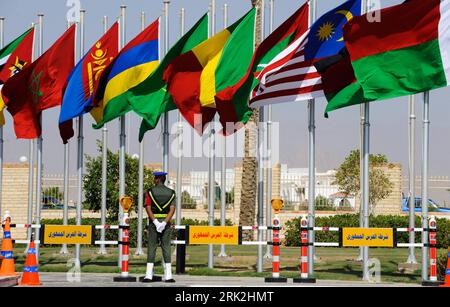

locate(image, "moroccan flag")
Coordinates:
59 22 119 143
92 18 159 129
2 25 75 139
164 9 256 135
343 0 450 101
0 27 35 126
216 3 308 135
314 48 369 116
126 14 208 142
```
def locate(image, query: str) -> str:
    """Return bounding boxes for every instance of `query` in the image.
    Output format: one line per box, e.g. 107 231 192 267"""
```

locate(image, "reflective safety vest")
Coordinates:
148 189 175 219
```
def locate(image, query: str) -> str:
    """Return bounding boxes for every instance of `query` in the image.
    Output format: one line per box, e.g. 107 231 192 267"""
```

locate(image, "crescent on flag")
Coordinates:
335 10 354 41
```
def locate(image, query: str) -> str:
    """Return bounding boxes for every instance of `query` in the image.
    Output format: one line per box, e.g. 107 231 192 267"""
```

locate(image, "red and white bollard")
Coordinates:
422 216 444 286
293 215 316 283
114 210 136 282
265 203 287 283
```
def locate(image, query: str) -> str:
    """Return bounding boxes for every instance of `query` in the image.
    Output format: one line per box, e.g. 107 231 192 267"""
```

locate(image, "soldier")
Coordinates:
142 172 176 283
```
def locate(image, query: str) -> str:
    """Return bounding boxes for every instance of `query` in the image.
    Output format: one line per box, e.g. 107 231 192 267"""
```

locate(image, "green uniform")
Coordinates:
145 182 176 263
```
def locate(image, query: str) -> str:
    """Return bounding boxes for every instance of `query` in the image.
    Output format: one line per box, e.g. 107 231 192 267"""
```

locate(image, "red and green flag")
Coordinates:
0 27 35 126
2 25 75 139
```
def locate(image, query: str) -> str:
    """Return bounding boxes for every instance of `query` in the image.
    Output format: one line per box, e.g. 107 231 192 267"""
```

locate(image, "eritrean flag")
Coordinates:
163 9 256 135
93 18 159 129
0 27 35 126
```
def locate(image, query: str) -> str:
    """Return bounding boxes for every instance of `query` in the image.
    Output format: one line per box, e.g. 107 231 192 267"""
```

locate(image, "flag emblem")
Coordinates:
9 57 27 76
29 69 43 105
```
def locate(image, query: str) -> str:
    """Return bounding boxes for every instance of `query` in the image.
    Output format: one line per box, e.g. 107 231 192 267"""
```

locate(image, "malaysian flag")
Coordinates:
250 0 361 108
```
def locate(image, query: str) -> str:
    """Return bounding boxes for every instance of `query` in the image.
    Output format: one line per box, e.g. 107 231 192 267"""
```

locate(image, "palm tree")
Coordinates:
239 0 263 240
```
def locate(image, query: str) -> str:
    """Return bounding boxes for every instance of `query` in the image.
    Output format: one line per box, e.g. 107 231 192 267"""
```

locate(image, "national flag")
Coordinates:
314 47 369 116
0 28 35 126
215 3 309 135
92 18 159 129
2 25 75 139
59 22 119 143
163 9 256 135
250 0 361 108
127 14 209 142
343 0 450 101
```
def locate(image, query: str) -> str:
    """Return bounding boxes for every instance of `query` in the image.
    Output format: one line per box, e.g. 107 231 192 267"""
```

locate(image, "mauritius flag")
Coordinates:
343 0 450 102
59 22 119 143
93 18 159 129
0 27 35 126
163 9 256 135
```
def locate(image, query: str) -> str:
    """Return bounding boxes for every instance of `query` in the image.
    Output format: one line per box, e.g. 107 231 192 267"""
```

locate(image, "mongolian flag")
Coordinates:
59 22 119 143
92 18 160 129
0 27 35 126
2 25 75 139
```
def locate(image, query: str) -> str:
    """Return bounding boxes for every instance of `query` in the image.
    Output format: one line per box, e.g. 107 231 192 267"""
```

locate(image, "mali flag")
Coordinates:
0 27 35 126
163 9 256 135
93 18 159 129
59 22 119 143
2 25 75 139
126 14 208 142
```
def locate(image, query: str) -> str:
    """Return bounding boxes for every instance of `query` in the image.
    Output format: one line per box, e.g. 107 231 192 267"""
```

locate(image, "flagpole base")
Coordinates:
264 277 287 283
293 277 316 283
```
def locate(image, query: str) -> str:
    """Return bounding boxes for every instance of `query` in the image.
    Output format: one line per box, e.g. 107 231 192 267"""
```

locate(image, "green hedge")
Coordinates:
284 214 450 249
40 217 233 248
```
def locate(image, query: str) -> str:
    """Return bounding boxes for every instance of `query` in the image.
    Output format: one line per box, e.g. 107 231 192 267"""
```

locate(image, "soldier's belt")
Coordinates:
154 214 168 218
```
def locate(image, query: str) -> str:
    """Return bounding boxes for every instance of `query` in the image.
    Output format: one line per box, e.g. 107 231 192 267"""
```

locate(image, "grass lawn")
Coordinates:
11 244 444 284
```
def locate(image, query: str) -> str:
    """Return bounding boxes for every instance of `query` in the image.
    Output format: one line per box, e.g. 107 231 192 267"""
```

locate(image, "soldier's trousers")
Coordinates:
147 222 172 263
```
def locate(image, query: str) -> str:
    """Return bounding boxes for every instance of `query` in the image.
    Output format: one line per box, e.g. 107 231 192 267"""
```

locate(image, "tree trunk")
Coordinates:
239 0 262 240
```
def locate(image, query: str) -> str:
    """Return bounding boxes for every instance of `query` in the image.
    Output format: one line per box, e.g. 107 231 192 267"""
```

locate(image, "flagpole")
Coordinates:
264 0 274 260
118 4 127 268
75 8 86 266
257 0 266 274
0 17 4 221
207 0 216 270
218 3 228 259
162 0 170 175
421 91 430 282
34 13 44 262
135 11 146 256
357 105 364 262
361 0 370 282
407 95 418 264
98 15 109 255
307 0 317 276
60 21 73 255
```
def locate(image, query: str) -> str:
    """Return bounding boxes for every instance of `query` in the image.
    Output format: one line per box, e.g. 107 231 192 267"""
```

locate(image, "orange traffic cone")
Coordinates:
440 248 450 287
20 240 42 286
0 217 18 276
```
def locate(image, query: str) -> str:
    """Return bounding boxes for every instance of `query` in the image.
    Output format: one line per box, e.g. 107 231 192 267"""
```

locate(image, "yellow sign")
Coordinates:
342 228 394 247
188 226 240 245
43 225 93 245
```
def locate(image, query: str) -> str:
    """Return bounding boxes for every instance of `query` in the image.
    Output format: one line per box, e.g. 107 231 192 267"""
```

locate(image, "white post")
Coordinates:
407 95 417 264
357 105 364 261
98 15 109 255
136 11 146 256
34 13 44 262
162 0 170 175
0 17 4 221
118 4 127 268
75 8 85 265
307 0 317 276
421 91 430 282
218 3 228 259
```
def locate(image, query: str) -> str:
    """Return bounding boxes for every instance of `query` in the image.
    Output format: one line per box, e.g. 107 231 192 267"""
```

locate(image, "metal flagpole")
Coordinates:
175 7 185 227
357 105 364 262
218 3 228 259
208 0 216 269
136 11 146 256
257 0 266 273
307 0 317 276
162 0 170 174
0 17 4 220
264 0 274 260
98 15 109 255
75 9 86 266
421 91 430 282
118 4 127 268
407 95 418 264
61 21 73 255
34 13 44 262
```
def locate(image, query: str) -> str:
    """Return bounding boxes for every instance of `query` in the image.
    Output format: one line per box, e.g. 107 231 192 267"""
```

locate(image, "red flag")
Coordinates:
3 25 75 139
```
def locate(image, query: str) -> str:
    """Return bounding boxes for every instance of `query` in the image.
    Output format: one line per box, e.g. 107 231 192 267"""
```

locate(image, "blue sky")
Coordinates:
1 0 450 200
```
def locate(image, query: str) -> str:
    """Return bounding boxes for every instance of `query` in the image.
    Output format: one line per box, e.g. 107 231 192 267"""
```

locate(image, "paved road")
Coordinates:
33 272 419 287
